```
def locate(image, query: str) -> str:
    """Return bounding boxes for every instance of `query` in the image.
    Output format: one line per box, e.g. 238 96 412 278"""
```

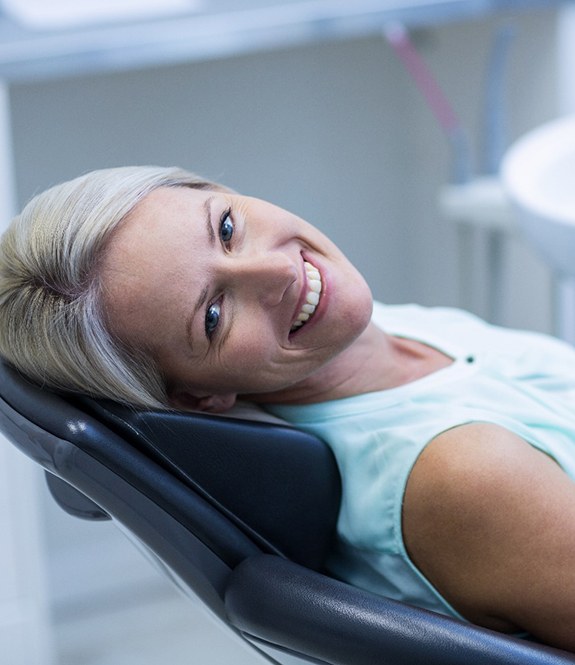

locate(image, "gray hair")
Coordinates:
0 165 227 409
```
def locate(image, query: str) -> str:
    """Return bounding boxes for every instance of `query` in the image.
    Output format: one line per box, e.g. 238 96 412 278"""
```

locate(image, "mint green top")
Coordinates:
266 302 575 620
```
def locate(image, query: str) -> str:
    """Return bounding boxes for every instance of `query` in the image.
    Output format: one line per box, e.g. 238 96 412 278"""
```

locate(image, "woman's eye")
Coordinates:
220 210 234 244
205 302 221 338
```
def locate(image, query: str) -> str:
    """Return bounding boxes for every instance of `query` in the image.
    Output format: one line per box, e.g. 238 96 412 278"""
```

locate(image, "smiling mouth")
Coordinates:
290 260 322 333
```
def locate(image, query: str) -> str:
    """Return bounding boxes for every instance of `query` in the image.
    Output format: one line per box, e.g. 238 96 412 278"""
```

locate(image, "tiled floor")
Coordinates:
40 481 271 665
54 585 265 665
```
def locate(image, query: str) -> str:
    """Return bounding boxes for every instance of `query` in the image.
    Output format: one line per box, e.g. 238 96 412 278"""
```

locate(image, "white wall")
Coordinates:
10 8 561 329
558 3 575 114
5 5 563 662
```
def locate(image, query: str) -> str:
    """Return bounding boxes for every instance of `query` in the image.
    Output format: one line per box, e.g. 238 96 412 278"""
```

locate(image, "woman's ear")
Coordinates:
169 390 238 414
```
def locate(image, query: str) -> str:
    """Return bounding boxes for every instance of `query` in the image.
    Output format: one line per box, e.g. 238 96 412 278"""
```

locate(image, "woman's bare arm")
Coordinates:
403 422 575 650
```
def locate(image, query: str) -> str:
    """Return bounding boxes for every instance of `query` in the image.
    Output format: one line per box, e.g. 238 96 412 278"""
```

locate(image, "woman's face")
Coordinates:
101 186 372 406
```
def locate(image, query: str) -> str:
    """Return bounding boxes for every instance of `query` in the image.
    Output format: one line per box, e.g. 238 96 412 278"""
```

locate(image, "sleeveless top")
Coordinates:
265 302 575 620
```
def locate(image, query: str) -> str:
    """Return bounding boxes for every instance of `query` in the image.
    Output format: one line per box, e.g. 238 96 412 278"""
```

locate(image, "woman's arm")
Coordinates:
403 422 575 650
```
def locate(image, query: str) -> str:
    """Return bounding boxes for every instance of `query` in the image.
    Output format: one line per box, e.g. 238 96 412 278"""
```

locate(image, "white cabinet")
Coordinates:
0 439 54 665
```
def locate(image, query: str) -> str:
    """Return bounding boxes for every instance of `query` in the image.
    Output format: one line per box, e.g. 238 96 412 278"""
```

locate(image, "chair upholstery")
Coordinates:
0 358 574 665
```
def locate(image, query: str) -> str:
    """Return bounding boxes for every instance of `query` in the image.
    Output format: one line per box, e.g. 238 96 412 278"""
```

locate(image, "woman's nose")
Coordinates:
231 253 298 307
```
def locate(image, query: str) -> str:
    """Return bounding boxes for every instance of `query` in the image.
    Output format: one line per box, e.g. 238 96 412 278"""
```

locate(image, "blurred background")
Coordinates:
1 0 574 663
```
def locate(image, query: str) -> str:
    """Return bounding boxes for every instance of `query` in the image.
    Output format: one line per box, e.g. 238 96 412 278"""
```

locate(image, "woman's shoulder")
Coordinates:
403 422 575 646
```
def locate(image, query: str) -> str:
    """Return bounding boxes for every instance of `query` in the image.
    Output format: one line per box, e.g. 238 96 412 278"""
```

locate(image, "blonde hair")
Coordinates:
0 165 227 409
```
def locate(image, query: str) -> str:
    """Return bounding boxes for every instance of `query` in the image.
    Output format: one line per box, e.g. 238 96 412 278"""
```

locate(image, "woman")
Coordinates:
1 166 575 650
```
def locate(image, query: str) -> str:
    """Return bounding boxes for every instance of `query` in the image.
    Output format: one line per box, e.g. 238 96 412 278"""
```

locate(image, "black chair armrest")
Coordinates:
225 554 575 665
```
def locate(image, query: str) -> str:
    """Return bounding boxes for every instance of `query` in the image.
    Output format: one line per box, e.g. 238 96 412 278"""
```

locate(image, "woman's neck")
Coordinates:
254 322 454 406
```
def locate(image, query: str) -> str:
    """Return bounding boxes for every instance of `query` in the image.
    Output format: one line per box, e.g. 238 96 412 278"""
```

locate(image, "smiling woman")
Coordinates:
97 179 373 410
3 165 575 652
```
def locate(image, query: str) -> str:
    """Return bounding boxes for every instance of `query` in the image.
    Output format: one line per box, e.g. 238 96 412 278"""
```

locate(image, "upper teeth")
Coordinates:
291 261 322 332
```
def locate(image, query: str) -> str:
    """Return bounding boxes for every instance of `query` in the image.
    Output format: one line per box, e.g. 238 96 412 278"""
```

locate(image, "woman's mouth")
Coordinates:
290 260 322 333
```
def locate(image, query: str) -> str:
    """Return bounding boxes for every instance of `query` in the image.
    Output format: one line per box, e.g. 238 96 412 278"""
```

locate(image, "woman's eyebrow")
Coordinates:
204 195 215 246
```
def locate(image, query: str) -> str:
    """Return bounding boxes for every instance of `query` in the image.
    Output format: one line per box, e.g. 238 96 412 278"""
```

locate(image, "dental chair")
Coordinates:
0 358 574 665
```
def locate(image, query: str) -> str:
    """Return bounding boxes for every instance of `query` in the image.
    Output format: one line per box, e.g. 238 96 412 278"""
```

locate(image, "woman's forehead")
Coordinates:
104 187 213 262
99 187 213 343
128 186 213 225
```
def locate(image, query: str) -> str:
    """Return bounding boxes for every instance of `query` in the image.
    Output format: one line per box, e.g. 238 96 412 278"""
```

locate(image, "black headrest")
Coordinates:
80 397 341 569
0 359 341 571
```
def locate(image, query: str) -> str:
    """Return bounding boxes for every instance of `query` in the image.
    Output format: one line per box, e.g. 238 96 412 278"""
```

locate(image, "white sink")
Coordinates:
502 114 575 278
502 114 575 342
